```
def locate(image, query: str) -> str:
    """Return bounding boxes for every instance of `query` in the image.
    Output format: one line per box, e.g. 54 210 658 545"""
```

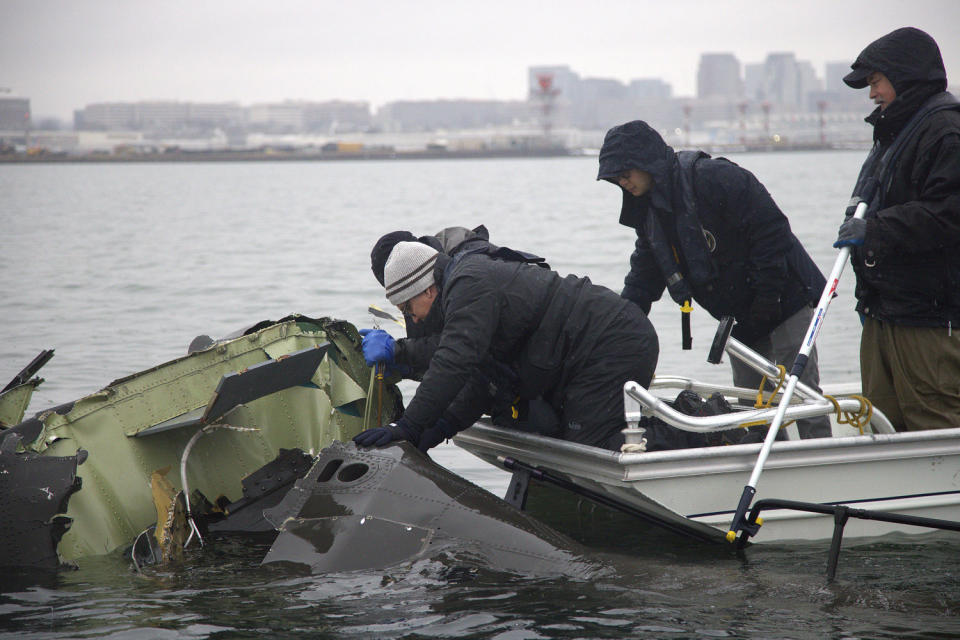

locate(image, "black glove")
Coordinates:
833 217 866 248
353 417 419 448
747 294 780 329
416 417 458 453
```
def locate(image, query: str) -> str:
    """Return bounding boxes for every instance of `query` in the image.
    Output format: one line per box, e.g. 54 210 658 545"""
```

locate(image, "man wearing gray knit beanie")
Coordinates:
354 236 660 453
383 241 440 319
361 231 558 453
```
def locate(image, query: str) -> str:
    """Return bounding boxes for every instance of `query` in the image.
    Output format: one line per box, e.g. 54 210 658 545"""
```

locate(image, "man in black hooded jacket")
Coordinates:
833 27 960 431
363 226 560 450
368 225 548 370
354 240 659 451
598 120 831 439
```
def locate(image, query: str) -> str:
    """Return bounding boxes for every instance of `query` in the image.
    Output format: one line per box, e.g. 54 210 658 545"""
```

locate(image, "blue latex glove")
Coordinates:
359 329 395 367
353 417 419 448
417 417 459 453
833 217 866 248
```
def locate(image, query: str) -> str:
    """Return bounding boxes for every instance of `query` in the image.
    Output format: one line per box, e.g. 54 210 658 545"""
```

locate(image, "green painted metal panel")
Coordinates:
21 316 402 562
0 383 37 428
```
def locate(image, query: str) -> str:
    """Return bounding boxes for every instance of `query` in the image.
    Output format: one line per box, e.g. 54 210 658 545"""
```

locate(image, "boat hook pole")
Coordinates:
726 177 879 543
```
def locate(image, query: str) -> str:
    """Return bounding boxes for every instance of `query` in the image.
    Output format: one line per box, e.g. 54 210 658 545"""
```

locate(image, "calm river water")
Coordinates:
2 153 958 638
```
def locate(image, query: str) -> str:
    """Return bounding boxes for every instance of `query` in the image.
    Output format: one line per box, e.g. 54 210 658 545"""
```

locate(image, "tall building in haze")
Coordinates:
697 53 743 100
0 95 31 130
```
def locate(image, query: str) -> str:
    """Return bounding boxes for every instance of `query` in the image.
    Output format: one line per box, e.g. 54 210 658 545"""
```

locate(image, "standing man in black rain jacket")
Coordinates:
353 240 659 452
834 27 960 431
598 120 831 439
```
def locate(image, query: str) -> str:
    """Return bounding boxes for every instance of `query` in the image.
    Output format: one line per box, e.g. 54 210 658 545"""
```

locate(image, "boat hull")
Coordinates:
454 422 960 543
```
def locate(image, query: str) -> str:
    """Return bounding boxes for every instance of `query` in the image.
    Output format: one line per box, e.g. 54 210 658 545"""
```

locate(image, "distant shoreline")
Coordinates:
0 147 577 164
0 142 868 164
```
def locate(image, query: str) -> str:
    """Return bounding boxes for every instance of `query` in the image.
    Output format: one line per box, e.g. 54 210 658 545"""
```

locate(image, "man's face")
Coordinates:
867 71 897 111
617 169 654 197
397 285 437 324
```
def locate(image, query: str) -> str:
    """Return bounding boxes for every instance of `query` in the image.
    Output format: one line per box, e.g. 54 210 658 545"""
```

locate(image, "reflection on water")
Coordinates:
2 155 959 638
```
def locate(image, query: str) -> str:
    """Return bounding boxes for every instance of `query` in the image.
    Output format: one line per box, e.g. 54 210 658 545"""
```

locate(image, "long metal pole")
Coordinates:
726 178 879 542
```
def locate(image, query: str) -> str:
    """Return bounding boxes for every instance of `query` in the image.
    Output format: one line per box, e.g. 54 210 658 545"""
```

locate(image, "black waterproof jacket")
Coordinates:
392 225 547 364
597 121 825 341
844 28 960 327
401 252 651 434
383 226 549 432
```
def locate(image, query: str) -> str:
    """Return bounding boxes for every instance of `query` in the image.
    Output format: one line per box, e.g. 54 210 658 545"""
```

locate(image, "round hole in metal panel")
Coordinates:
317 459 343 483
337 463 369 482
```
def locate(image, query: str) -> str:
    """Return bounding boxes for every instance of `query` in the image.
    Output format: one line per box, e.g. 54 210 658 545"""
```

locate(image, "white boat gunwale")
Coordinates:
454 421 960 542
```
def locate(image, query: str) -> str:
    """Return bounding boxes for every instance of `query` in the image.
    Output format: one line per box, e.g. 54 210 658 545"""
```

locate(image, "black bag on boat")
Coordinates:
640 390 746 451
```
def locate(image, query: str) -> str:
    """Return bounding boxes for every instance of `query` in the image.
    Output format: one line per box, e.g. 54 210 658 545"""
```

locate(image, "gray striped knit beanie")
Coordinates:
384 241 439 305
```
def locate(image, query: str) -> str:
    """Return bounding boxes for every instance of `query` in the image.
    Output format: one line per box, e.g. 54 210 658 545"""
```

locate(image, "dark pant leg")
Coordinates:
731 306 832 439
862 319 960 431
860 317 903 430
559 305 659 450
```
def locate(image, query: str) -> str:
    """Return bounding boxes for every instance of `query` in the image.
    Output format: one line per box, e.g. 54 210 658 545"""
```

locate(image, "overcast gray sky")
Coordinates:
3 0 958 120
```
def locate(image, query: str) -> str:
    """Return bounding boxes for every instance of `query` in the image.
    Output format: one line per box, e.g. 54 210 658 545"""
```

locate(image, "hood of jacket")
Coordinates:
843 27 947 94
370 226 491 286
597 120 678 228
430 225 488 253
844 28 948 143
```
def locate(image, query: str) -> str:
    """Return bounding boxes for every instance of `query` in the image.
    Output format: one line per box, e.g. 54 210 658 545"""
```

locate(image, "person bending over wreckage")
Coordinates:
353 234 659 452
363 226 563 451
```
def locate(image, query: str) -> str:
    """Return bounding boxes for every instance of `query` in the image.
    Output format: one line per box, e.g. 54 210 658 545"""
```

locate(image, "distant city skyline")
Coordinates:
2 0 959 120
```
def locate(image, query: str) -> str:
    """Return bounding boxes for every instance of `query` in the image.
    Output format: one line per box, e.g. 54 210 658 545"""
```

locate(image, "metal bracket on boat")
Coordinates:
503 467 531 510
711 319 894 434
623 326 896 435
707 316 734 365
739 498 960 579
624 381 867 434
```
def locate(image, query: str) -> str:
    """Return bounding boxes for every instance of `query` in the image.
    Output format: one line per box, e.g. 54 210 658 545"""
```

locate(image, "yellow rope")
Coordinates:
730 361 874 434
824 394 874 434
756 365 787 408
739 365 795 430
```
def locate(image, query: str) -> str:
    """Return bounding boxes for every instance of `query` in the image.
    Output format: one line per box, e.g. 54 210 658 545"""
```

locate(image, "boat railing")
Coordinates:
743 498 960 579
623 331 895 438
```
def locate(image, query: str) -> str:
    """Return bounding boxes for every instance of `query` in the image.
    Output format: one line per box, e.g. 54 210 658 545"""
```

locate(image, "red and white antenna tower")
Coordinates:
533 73 560 140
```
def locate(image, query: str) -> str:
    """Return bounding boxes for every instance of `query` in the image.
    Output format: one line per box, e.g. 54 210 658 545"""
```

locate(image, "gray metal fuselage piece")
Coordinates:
262 441 602 577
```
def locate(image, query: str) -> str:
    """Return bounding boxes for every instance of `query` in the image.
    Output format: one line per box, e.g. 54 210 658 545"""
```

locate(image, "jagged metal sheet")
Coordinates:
266 515 433 573
0 429 85 570
7 317 401 564
262 441 603 577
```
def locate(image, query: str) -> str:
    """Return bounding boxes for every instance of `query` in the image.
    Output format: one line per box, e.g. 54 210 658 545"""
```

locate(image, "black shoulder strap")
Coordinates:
671 150 716 291
676 149 707 176
879 93 959 193
855 92 960 209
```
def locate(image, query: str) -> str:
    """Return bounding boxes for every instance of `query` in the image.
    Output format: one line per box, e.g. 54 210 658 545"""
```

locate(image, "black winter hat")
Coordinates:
371 230 417 286
844 27 947 92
